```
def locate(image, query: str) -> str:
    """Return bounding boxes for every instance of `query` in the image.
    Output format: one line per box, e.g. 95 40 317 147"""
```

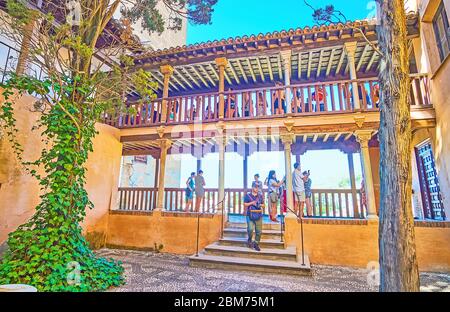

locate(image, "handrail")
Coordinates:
282 205 306 266
195 197 225 257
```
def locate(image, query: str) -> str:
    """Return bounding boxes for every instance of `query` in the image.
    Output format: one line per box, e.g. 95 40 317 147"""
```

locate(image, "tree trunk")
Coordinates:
377 0 420 292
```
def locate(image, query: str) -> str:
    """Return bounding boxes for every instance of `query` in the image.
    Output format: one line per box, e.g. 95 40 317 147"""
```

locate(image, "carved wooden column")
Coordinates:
344 42 361 110
215 57 228 119
355 130 378 220
281 133 296 218
155 139 173 211
280 50 292 108
160 65 174 123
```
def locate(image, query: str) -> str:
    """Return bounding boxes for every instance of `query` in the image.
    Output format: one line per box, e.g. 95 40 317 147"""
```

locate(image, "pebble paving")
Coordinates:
96 249 450 292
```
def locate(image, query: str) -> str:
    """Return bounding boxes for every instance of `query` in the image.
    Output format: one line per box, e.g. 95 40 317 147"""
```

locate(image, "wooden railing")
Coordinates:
115 187 365 219
105 74 432 128
311 189 365 219
117 187 157 211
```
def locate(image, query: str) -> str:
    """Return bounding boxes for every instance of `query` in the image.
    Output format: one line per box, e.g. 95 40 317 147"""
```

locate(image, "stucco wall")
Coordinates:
416 0 450 218
107 211 223 254
285 218 450 272
0 93 122 246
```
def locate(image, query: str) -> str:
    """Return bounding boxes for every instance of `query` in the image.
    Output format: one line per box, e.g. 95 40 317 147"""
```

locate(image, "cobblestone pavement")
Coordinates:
96 249 450 292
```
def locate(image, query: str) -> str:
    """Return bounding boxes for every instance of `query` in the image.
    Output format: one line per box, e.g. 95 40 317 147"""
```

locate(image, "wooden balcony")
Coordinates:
116 187 366 219
103 74 432 129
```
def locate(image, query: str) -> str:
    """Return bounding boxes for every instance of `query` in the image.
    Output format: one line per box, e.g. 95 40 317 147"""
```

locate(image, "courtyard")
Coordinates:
97 249 450 292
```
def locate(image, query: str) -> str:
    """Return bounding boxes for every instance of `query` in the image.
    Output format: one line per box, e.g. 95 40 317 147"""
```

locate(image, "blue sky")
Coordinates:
187 0 375 45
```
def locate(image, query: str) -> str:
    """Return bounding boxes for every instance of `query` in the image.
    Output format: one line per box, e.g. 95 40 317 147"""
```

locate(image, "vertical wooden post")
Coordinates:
347 152 359 218
243 144 249 191
155 139 173 211
197 159 202 173
15 14 37 76
217 135 227 212
295 154 301 167
344 42 360 110
355 131 378 220
281 133 296 218
154 157 160 188
160 65 174 123
215 57 228 119
280 50 292 109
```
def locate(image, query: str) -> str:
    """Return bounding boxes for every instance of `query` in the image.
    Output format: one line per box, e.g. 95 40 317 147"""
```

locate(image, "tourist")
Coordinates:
273 82 287 115
195 170 206 212
267 170 285 222
243 183 265 251
185 172 196 212
312 85 326 112
252 174 263 196
243 92 253 117
303 170 312 217
292 163 305 217
256 92 267 116
224 88 238 118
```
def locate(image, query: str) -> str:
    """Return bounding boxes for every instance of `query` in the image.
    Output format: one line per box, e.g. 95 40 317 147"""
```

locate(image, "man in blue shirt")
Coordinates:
243 184 265 251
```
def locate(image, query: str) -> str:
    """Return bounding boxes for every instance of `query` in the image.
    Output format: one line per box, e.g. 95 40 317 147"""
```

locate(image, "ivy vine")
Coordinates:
0 74 124 291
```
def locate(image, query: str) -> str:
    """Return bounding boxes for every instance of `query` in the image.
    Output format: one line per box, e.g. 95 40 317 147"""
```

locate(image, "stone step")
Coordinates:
204 243 297 261
219 237 285 249
225 222 282 231
223 227 282 240
189 253 311 276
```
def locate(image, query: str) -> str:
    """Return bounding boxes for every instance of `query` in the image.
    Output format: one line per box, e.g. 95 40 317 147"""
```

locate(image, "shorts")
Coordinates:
295 191 306 203
269 192 278 203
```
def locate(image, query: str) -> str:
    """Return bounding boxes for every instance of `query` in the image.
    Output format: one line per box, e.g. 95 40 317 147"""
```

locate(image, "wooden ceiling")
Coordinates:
122 131 379 157
145 43 382 93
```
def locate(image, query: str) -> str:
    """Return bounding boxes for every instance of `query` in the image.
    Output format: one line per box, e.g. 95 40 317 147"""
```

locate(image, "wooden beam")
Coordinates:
157 71 179 92
313 134 319 143
246 59 257 83
277 54 283 79
170 73 187 90
191 65 210 88
306 51 313 79
323 133 331 142
266 56 274 81
229 61 241 84
357 44 370 71
298 52 302 79
174 68 194 89
344 133 354 141
237 59 249 83
181 67 202 88
148 71 167 91
336 49 346 75
199 64 217 87
209 63 220 80
366 50 377 73
316 49 324 78
256 57 266 82
303 134 308 143
334 133 343 142
326 49 336 76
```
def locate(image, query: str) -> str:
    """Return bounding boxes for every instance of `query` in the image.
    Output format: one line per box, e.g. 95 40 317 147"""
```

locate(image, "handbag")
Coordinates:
247 194 263 221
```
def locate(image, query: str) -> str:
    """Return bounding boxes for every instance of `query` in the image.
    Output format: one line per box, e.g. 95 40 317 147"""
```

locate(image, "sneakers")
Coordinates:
253 243 261 252
247 240 254 249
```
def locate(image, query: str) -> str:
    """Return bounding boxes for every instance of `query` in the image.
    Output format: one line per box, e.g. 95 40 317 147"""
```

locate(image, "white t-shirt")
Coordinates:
292 170 305 193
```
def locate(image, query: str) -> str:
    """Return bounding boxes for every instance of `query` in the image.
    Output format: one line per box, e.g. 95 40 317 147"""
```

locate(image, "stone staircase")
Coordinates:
189 221 311 276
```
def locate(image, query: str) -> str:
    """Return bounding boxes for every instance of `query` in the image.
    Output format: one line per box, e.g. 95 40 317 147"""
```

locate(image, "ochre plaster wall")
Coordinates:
285 218 450 272
0 92 122 246
106 211 223 254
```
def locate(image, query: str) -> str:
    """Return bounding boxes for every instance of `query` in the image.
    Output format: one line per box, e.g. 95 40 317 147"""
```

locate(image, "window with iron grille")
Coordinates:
433 2 450 62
